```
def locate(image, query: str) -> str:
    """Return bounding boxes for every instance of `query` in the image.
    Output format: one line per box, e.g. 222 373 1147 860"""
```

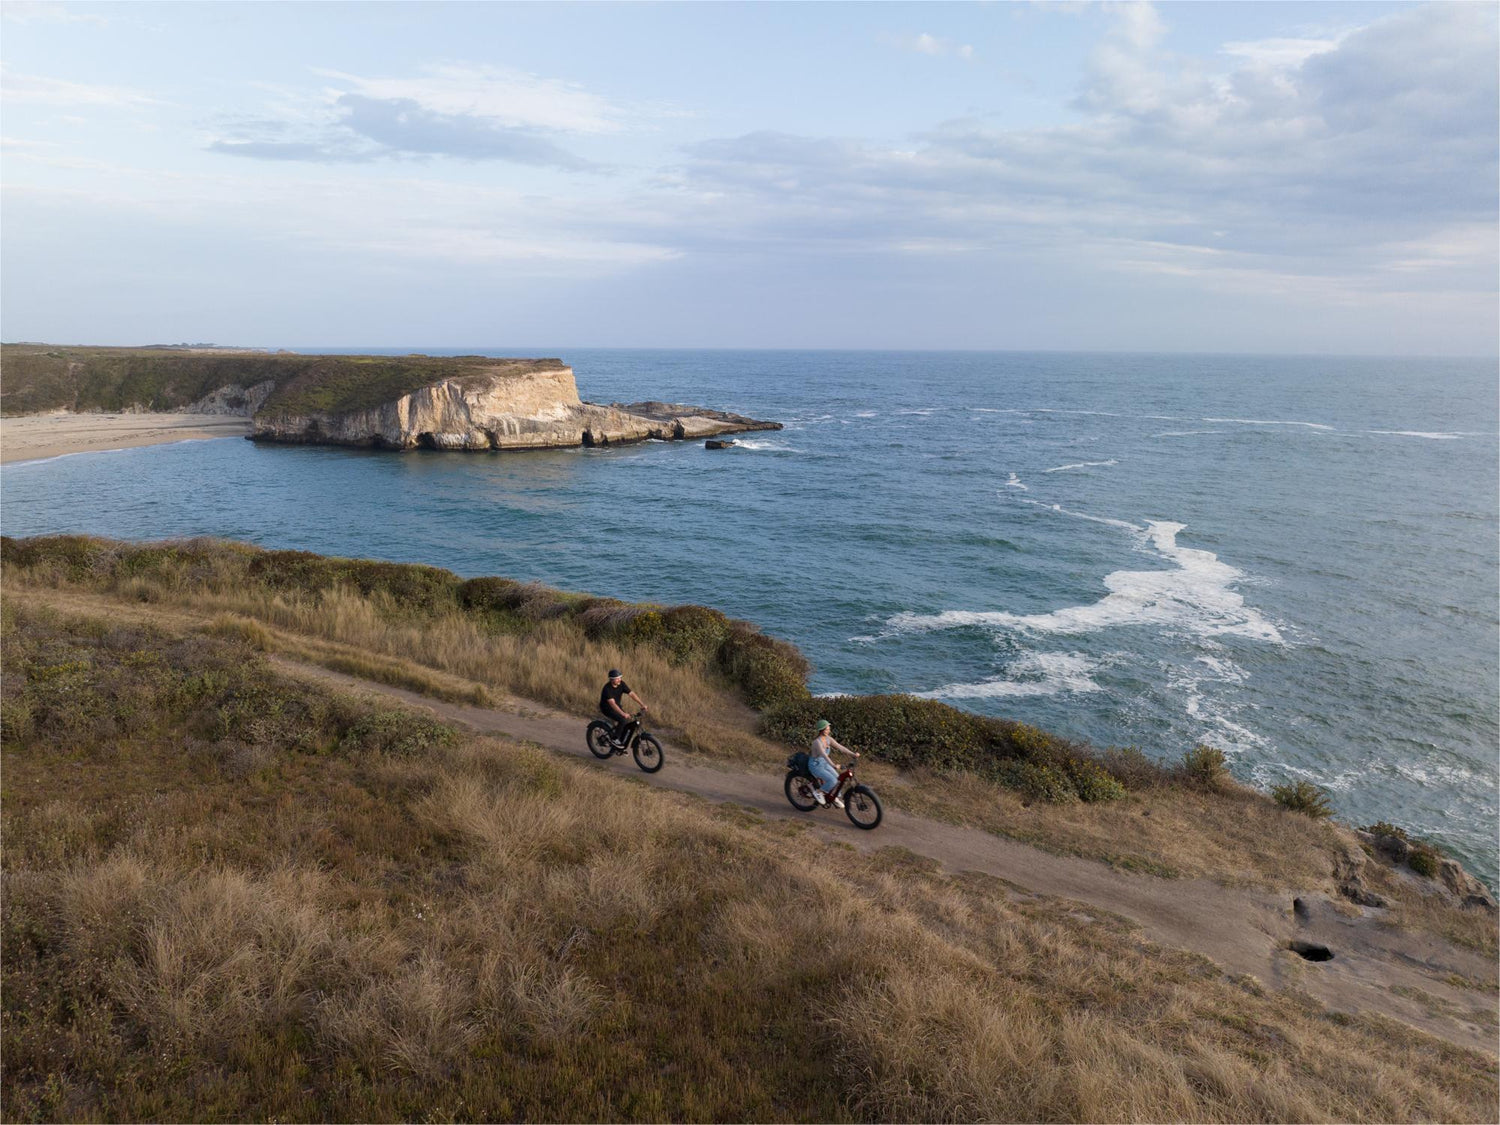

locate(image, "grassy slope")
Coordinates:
3 601 1495 1123
9 533 1498 936
0 345 563 417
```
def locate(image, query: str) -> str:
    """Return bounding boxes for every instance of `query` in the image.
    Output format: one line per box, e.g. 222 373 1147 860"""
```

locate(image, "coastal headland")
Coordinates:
2 534 1495 1121
0 344 779 459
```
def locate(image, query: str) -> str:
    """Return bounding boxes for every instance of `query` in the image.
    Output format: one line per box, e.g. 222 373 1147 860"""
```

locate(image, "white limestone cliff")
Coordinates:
250 365 779 451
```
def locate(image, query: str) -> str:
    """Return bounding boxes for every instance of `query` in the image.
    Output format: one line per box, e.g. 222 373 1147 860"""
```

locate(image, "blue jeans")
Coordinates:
808 754 839 795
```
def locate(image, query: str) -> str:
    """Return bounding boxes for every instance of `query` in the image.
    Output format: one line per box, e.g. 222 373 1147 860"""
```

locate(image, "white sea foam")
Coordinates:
734 439 800 452
1388 760 1478 786
1030 408 1124 418
896 408 936 416
1169 657 1268 756
1366 430 1463 440
1043 459 1119 473
1152 429 1226 438
1012 497 1141 532
1204 417 1334 431
1005 473 1028 490
889 521 1284 644
917 652 1103 700
853 410 878 418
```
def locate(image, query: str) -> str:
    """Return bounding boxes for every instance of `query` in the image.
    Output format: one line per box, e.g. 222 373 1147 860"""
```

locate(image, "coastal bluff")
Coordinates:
0 345 780 452
251 364 780 451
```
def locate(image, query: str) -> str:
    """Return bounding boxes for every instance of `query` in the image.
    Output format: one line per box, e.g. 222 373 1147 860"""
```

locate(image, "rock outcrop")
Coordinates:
1353 828 1497 913
177 380 277 417
249 365 779 452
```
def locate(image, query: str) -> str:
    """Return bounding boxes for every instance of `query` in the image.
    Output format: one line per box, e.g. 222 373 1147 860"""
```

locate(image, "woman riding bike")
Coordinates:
808 719 858 807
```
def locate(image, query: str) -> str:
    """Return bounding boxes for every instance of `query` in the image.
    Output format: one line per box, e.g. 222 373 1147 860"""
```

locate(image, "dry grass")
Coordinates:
4 542 1493 959
4 604 1498 1122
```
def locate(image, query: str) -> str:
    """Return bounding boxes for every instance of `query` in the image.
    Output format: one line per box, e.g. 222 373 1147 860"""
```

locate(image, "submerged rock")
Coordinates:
704 439 736 450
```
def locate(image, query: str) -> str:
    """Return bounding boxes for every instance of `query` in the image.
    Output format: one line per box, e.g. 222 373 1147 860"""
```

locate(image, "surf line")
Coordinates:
892 511 1284 645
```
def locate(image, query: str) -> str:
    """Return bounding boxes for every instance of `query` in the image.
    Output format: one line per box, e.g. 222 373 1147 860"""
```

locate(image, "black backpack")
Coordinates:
786 751 811 776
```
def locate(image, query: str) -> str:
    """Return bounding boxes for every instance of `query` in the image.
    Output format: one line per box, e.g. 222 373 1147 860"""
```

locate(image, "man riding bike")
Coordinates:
809 718 858 808
599 669 648 747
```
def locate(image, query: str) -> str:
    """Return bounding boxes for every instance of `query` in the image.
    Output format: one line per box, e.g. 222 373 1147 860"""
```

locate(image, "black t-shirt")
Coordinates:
600 680 631 715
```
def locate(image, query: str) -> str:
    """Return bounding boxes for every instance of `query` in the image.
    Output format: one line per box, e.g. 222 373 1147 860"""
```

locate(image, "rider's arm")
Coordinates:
628 690 647 711
830 737 858 757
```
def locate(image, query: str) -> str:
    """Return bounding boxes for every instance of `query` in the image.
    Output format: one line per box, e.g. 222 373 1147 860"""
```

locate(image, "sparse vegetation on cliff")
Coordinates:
3 601 1496 1122
0 345 561 417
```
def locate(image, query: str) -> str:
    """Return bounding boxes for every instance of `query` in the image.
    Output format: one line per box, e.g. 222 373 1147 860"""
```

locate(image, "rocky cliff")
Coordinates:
0 346 780 451
249 364 780 451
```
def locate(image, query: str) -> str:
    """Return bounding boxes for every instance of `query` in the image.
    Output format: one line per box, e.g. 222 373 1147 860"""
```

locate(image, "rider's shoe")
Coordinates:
812 790 827 806
832 796 845 809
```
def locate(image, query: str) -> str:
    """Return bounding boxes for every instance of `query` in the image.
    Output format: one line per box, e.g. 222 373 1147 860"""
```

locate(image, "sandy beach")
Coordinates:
0 412 251 465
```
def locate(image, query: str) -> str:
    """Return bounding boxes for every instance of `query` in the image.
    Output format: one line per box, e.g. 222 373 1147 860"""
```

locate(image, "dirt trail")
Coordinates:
6 586 1493 1053
274 657 1498 1055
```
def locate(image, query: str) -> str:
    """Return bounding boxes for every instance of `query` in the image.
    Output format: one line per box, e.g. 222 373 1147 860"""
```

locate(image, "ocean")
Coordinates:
5 349 1497 885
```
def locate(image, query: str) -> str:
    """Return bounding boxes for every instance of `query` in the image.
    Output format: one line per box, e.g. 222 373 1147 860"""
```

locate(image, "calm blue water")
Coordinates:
5 350 1497 884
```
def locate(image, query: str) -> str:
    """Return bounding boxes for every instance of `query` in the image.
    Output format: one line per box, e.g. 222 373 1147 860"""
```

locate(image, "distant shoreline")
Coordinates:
0 412 250 465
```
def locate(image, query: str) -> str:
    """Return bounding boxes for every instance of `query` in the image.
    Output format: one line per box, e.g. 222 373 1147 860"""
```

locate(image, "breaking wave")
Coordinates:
887 521 1284 644
916 652 1103 700
1043 459 1119 473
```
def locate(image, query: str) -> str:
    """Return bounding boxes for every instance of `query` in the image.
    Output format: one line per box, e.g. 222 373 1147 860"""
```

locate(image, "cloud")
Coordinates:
206 63 615 168
0 68 161 108
337 94 596 169
311 64 626 134
883 31 976 60
206 140 372 163
1 2 109 26
657 1 1497 299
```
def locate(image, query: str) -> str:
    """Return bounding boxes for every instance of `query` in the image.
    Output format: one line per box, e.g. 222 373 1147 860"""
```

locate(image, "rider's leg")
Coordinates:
610 713 631 744
808 756 839 797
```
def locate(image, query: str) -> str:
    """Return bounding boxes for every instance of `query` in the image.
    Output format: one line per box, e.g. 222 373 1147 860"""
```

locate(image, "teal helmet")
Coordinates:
815 719 830 731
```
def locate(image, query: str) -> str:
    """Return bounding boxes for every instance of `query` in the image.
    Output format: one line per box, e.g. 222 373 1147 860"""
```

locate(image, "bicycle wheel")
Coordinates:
586 721 615 760
632 733 664 773
784 771 820 812
844 785 882 830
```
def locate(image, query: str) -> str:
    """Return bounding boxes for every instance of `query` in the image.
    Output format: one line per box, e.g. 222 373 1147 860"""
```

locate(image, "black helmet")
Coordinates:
608 668 622 678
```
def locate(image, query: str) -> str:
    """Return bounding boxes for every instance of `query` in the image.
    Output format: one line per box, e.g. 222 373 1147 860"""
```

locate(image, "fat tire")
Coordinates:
845 785 883 830
784 771 820 812
633 733 665 773
586 720 615 760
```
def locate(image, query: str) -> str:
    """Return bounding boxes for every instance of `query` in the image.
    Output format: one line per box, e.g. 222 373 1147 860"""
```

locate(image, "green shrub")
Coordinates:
1180 744 1229 789
456 576 527 613
762 694 995 773
244 550 460 612
761 693 1124 801
1408 848 1441 879
1271 780 1334 819
339 709 456 758
716 626 811 710
997 760 1077 803
656 605 731 665
1361 821 1410 842
1065 759 1127 803
0 534 115 582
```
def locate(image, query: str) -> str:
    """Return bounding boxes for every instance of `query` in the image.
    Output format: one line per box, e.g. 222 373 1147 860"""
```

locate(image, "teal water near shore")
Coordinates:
4 350 1496 884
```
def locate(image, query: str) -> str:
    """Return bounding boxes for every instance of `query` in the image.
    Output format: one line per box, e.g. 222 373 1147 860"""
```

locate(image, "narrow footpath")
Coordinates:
273 656 1498 1055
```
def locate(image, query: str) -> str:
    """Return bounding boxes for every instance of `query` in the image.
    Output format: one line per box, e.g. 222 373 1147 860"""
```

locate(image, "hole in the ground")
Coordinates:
1289 940 1334 962
1293 897 1309 919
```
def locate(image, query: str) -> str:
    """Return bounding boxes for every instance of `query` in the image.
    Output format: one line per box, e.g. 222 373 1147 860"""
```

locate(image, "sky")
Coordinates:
2 0 1496 354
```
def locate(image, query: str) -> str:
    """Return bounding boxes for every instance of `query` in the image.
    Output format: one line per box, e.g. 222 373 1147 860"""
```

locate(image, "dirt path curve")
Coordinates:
275 656 1497 1054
